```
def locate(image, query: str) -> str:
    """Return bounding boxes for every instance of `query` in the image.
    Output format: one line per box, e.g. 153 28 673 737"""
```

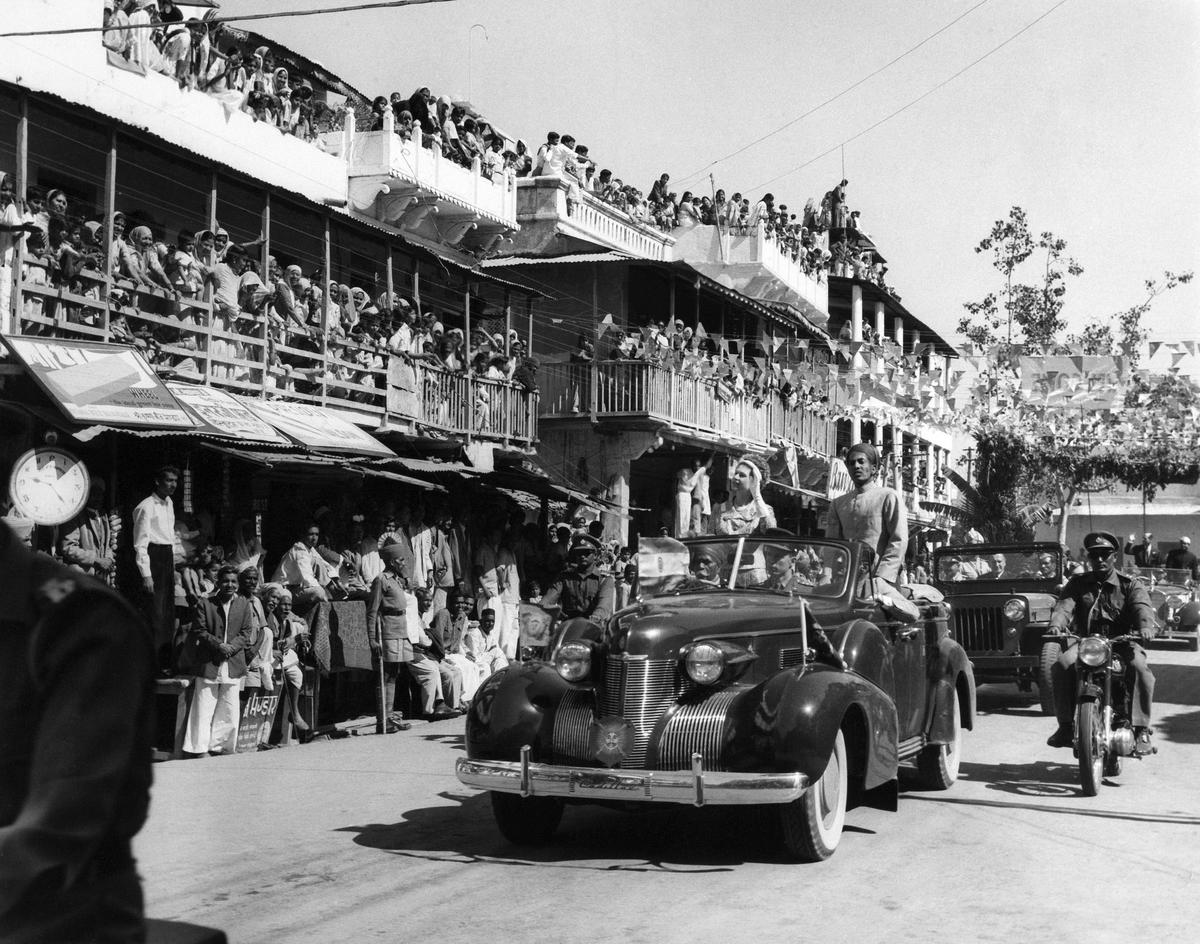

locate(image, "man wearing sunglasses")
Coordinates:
1045 531 1156 752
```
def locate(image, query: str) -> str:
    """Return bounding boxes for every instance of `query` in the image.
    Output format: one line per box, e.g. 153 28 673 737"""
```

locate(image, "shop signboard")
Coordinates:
240 398 395 456
166 382 288 444
235 692 280 753
5 337 194 428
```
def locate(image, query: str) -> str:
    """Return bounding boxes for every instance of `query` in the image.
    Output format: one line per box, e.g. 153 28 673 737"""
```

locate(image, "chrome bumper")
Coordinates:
456 746 808 807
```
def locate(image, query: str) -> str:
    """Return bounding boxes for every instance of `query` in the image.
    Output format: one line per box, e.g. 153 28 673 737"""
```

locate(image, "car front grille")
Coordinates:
954 606 1008 653
598 656 679 767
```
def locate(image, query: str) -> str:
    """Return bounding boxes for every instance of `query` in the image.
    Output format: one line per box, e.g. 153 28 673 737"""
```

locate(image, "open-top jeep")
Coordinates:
933 542 1064 714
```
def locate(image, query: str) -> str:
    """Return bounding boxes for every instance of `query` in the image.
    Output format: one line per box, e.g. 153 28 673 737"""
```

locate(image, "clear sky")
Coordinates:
218 0 1199 347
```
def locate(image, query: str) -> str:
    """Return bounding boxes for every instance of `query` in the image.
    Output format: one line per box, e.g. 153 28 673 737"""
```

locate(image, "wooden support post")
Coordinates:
321 212 331 407
101 129 118 341
503 288 512 357
259 193 271 393
526 293 534 351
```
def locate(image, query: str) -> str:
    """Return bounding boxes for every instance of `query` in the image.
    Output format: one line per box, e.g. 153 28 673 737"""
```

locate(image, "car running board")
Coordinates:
897 735 926 761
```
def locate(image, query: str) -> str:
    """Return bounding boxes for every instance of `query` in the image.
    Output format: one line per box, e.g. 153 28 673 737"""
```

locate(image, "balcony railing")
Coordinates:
507 177 675 261
338 112 519 237
671 222 828 314
539 360 835 455
9 280 536 449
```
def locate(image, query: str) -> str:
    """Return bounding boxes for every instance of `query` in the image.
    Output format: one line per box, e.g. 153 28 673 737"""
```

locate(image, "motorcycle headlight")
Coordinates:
1167 594 1186 610
554 641 592 682
1078 636 1111 668
1002 598 1027 621
684 642 726 685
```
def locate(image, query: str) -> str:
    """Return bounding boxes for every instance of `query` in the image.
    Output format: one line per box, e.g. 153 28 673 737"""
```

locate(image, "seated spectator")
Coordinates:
268 587 311 738
464 607 509 678
412 588 465 712
272 521 337 609
431 588 484 703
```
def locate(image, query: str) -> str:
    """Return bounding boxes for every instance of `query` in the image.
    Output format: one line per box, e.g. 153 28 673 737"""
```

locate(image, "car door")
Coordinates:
854 556 925 738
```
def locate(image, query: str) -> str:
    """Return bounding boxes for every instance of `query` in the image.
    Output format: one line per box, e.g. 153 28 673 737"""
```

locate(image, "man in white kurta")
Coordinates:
826 442 908 584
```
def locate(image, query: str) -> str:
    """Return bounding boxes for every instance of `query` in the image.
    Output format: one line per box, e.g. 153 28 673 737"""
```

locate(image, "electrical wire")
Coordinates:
0 0 463 39
671 0 995 189
744 0 1073 195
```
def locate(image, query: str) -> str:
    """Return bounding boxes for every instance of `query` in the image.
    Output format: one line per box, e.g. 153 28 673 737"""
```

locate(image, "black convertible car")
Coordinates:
456 536 975 862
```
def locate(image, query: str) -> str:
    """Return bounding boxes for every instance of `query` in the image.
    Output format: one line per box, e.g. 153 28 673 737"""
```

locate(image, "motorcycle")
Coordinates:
1059 631 1155 796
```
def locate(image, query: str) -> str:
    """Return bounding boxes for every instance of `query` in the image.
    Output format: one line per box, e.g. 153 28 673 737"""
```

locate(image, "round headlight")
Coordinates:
1167 594 1186 609
1078 636 1111 668
1002 598 1027 621
685 643 725 685
554 641 592 681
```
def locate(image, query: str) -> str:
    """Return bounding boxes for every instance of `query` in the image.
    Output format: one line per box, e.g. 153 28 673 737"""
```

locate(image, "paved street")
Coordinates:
138 646 1200 944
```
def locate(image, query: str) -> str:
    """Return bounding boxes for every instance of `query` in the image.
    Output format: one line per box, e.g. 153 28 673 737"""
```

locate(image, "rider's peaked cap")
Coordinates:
1083 531 1120 552
569 534 603 553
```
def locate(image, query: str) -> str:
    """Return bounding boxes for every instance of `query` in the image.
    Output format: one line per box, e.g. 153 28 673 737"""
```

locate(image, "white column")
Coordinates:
925 441 936 501
851 284 864 342
850 415 862 445
874 300 885 342
893 315 904 349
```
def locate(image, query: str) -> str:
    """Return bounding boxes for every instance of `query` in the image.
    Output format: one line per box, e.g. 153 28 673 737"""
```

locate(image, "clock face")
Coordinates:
8 448 92 526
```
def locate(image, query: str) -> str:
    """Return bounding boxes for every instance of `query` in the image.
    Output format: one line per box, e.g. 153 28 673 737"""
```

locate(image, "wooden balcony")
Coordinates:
539 360 835 455
9 280 536 450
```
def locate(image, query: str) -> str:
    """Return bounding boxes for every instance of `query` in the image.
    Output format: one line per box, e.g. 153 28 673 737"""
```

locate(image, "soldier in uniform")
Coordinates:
0 518 155 942
1046 531 1156 752
366 543 414 732
539 533 616 628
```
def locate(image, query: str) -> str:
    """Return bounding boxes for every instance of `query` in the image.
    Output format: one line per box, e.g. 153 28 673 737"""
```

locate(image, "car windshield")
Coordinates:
934 547 1062 583
1133 566 1193 588
636 536 851 600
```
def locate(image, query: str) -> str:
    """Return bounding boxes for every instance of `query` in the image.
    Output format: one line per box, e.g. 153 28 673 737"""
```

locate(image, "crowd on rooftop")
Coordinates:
95 5 892 295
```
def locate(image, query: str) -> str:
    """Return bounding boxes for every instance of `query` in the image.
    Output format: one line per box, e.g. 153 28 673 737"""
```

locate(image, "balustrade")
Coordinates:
539 359 834 454
8 282 536 448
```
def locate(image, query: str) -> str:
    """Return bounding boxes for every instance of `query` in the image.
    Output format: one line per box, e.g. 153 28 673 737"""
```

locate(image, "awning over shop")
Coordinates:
195 444 443 490
3 336 195 430
238 398 395 457
166 383 289 445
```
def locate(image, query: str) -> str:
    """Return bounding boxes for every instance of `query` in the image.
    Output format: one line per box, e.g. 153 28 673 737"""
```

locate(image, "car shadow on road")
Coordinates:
335 791 832 869
1157 707 1200 744
974 685 1045 717
417 732 465 750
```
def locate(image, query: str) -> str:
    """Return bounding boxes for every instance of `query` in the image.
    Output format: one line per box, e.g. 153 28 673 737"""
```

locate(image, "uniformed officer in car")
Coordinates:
1045 530 1156 752
540 533 616 625
0 518 155 941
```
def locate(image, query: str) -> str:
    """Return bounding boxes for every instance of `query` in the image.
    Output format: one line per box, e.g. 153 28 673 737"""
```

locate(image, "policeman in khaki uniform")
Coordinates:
0 519 155 942
540 533 616 625
1046 531 1156 752
366 543 414 732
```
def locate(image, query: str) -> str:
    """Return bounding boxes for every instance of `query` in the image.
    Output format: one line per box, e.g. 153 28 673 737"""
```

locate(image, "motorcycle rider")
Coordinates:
1045 531 1156 752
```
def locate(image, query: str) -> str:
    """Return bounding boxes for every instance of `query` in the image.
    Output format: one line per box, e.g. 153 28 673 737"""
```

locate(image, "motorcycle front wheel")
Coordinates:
1076 700 1105 796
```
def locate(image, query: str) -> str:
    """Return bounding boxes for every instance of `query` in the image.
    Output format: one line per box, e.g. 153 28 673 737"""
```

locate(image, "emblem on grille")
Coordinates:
590 717 635 767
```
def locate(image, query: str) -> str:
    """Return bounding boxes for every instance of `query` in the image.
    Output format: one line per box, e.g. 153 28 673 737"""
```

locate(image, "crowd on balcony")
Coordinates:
0 180 540 413
569 318 830 413
102 2 344 143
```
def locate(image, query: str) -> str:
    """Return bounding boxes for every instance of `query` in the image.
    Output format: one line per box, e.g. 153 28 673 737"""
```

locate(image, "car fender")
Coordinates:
464 661 578 762
1178 600 1200 629
925 635 976 743
752 663 898 791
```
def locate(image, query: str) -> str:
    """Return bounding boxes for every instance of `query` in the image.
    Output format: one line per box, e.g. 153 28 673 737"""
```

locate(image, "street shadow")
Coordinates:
417 732 465 750
1157 708 1200 745
904 791 1200 826
957 760 1079 799
335 791 830 868
974 685 1044 717
1151 663 1200 708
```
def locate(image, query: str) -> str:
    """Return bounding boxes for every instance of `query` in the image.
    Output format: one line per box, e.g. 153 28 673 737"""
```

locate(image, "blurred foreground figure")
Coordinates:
0 520 155 943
